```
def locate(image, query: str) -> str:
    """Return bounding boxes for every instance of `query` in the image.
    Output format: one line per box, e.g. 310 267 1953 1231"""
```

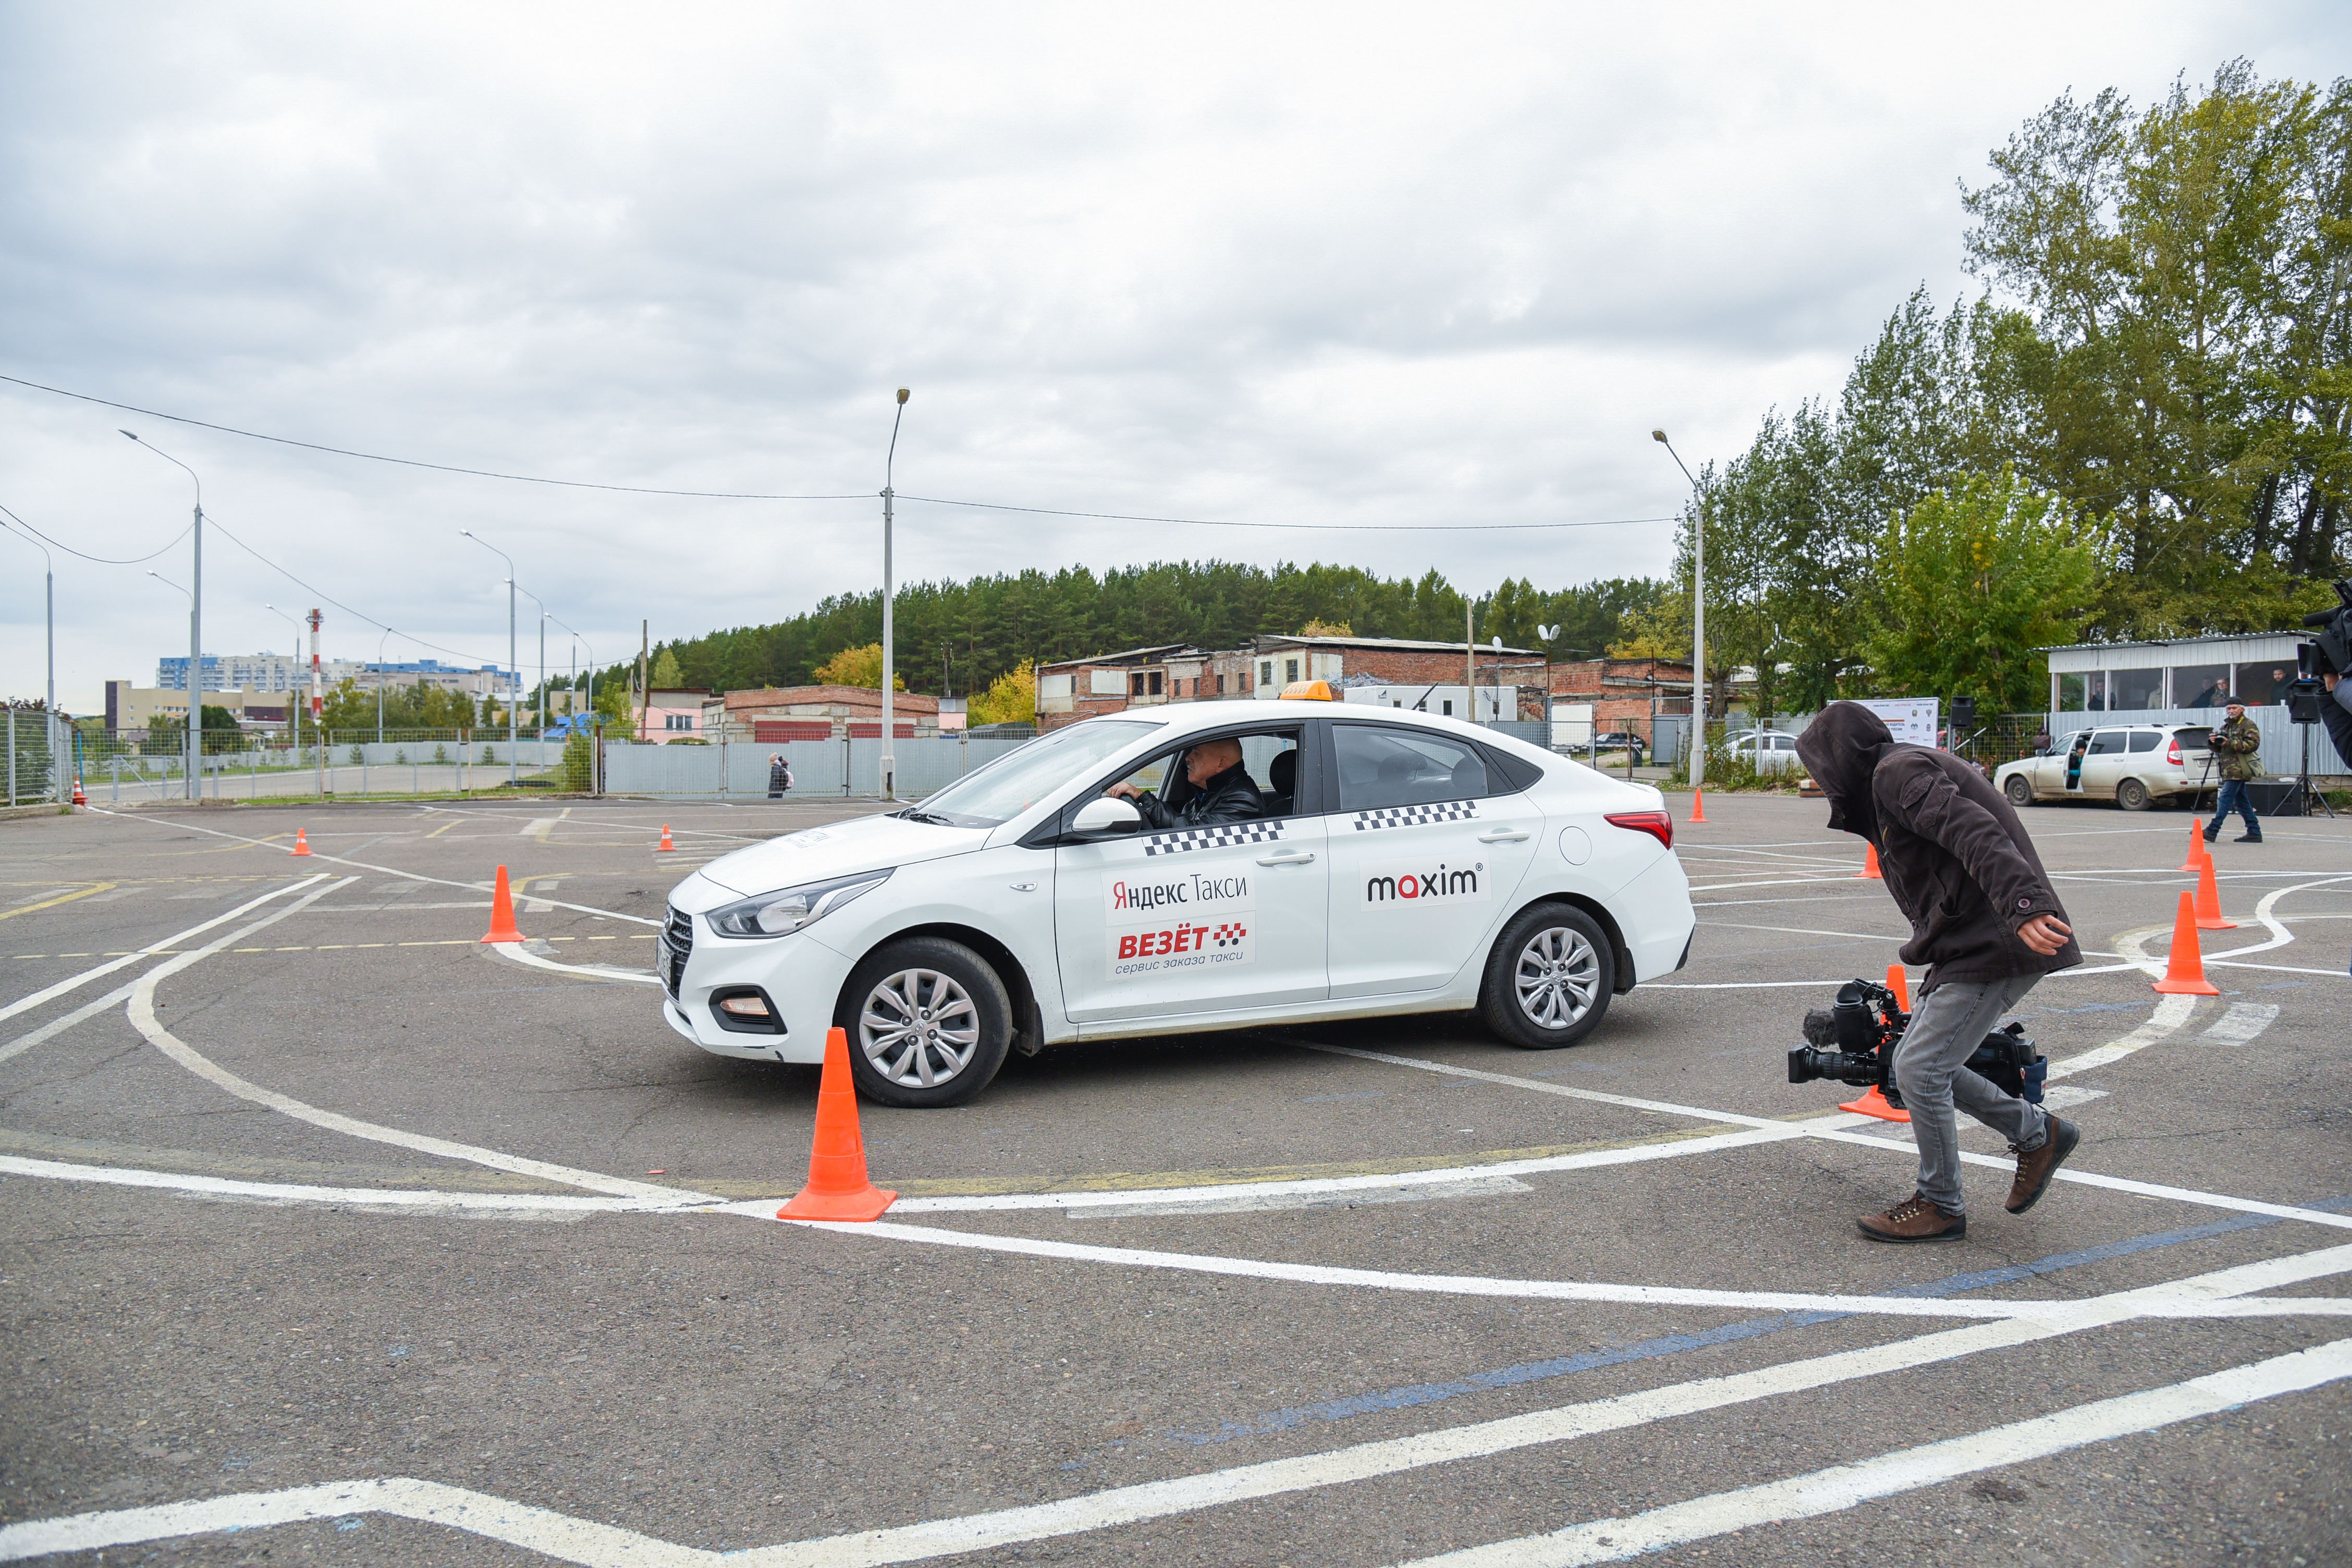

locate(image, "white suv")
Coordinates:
1994 722 2218 811
658 699 1696 1105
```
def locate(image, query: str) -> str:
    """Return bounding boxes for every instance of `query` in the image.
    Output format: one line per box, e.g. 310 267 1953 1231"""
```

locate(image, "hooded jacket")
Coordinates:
1796 702 2080 993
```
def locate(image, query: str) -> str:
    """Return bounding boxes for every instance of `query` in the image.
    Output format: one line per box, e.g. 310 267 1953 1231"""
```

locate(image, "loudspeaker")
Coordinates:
1952 696 1977 730
2246 779 2308 817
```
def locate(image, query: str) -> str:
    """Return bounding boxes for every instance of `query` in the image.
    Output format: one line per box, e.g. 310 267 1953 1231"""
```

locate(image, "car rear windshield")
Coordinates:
910 720 1157 828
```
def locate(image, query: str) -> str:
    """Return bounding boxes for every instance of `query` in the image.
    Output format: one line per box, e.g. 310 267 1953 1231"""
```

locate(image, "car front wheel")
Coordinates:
838 936 1013 1108
2004 774 2036 807
1479 903 1615 1049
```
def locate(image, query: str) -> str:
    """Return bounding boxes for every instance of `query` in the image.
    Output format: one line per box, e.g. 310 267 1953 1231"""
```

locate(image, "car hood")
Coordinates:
685 813 989 902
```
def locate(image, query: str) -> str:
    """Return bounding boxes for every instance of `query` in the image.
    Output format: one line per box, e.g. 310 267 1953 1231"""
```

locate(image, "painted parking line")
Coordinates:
1394 1336 2352 1568
9 1243 2345 1568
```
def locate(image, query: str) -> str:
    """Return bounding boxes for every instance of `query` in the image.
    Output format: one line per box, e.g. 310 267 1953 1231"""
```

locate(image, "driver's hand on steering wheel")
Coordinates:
1106 782 1142 801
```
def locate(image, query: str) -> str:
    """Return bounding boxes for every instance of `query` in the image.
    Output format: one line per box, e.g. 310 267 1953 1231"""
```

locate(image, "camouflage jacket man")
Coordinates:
2209 714 2265 782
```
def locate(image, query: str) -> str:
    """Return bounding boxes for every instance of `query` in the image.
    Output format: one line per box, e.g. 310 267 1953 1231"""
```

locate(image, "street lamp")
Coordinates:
881 387 909 801
376 626 395 744
1652 430 1705 790
263 605 304 751
0 516 58 802
547 612 597 792
123 430 203 800
459 530 519 788
516 586 549 741
146 571 197 778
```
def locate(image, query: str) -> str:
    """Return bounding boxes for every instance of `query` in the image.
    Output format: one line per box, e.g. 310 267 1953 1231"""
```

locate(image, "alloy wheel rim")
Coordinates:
1513 926 1598 1031
859 967 981 1087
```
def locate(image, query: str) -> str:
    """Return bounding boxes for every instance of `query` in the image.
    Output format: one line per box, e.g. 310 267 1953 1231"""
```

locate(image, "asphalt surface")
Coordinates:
2 791 2347 1566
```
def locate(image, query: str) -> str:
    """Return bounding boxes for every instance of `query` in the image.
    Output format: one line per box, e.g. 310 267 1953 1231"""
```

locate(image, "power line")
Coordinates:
0 373 868 501
0 500 192 564
199 514 505 670
5 371 1675 533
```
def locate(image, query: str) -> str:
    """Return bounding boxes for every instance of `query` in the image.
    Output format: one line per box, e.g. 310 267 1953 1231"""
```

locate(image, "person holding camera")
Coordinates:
1797 702 2083 1243
2202 701 2265 843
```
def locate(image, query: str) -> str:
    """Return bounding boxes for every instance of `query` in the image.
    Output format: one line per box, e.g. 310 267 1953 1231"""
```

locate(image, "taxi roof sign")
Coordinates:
1280 679 1338 701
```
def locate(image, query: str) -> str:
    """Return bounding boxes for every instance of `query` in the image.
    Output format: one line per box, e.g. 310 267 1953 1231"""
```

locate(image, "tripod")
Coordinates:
2289 720 2339 819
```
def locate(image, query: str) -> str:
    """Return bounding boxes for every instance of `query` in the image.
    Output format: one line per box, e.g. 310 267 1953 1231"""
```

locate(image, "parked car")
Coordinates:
1724 730 1803 773
658 698 1696 1105
1993 722 2217 811
1589 732 1647 765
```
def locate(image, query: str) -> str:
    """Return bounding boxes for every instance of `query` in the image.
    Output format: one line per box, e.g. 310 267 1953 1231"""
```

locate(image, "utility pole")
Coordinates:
308 608 324 797
1465 597 1475 724
881 388 910 800
1653 431 1706 788
638 621 651 744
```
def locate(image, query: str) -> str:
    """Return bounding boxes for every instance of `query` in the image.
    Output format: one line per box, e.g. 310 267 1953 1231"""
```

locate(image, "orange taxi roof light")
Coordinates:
1280 679 1338 701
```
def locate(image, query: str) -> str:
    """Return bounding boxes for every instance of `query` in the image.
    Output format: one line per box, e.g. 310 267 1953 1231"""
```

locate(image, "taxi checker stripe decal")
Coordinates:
1353 801 1479 831
1141 821 1287 857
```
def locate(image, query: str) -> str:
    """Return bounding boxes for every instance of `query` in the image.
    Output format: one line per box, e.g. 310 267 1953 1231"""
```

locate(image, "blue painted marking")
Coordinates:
1167 1193 2352 1446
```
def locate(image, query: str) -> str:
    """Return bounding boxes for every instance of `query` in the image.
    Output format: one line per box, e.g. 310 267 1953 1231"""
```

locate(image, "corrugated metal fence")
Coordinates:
602 736 1035 798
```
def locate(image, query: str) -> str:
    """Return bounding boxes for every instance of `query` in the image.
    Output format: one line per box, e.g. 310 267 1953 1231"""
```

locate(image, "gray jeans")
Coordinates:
1893 974 2049 1215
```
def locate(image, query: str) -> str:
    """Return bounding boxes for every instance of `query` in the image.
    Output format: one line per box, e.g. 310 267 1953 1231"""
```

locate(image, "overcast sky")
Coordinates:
3 3 2344 710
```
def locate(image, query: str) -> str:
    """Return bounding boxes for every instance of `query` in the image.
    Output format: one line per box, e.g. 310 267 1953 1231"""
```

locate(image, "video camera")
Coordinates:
2289 579 2352 724
1785 978 2047 1111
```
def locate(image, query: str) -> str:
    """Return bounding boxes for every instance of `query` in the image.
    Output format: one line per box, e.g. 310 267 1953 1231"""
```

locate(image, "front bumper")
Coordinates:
658 909 850 1065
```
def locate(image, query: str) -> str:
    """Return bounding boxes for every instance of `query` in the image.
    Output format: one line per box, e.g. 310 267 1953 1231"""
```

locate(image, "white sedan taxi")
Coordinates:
658 696 1695 1106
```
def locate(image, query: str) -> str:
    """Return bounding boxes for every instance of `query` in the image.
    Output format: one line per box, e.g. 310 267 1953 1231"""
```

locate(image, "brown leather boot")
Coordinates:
1857 1192 1966 1243
2006 1116 2080 1214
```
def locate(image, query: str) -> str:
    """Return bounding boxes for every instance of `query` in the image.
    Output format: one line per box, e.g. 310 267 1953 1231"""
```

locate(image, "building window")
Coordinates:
1132 672 1146 696
665 713 694 731
1215 675 1226 694
1442 700 1454 716
1285 658 1300 682
1148 671 1163 696
2238 661 2294 708
2172 664 2231 708
1260 661 1274 688
2109 668 2163 710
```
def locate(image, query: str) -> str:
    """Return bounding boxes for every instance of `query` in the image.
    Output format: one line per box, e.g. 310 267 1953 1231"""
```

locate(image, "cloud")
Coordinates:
2 1 2343 706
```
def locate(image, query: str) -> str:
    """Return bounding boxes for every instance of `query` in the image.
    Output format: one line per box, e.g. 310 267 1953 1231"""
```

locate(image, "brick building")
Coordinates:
1036 635 1547 728
704 685 942 743
1547 658 1694 741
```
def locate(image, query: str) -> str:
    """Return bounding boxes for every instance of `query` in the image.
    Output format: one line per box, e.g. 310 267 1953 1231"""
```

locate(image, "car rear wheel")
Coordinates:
2004 774 2036 808
1479 903 1615 1049
838 936 1012 1108
2116 777 2151 811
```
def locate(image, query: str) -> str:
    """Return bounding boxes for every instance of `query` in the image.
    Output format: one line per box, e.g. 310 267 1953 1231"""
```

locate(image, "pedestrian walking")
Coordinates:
2203 701 2264 844
767 752 786 799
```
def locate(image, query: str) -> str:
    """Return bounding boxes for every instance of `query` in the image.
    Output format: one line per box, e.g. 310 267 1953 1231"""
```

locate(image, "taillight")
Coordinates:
1605 811 1674 851
2165 738 2183 765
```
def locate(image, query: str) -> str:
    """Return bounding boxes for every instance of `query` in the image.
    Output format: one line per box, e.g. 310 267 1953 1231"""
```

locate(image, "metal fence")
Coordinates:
603 735 1036 798
6 709 59 806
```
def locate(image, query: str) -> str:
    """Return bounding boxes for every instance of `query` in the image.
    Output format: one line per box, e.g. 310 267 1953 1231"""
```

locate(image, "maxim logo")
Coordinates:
1362 859 1488 908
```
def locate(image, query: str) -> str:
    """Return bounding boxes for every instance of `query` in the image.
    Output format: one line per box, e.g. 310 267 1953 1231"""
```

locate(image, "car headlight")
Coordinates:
706 870 891 939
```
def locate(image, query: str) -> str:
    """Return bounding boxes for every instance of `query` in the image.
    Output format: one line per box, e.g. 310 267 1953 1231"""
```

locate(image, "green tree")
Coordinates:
1865 471 2100 714
811 643 908 690
967 659 1036 726
650 648 684 689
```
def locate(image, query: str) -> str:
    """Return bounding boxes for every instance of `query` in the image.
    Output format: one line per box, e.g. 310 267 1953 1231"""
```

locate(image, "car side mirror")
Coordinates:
1071 796 1143 838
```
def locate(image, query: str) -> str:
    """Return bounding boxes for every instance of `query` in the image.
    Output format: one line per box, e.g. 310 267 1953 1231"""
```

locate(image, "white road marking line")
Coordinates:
1647 979 1858 989
12 1245 2346 1568
1067 1173 1533 1219
523 817 557 840
0 982 136 1065
1392 1336 2352 1567
123 896 684 1203
2038 1084 2109 1111
2044 994 2200 1080
1306 1043 2352 1231
0 1155 703 1214
1701 922 1907 941
84 807 661 926
0 875 328 1024
2201 1001 2281 1045
771 1216 2352 1322
495 943 662 986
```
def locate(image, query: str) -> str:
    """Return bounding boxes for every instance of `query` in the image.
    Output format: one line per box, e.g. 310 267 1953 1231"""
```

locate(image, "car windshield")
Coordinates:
910 720 1158 828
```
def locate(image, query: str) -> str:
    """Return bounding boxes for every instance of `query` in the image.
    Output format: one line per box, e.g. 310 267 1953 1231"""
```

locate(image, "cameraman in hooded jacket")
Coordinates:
1797 703 2084 1242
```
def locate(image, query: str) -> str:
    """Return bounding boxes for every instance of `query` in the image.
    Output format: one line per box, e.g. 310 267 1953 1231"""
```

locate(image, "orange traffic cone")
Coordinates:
2152 890 2219 996
1857 842 1883 880
2179 820 2208 874
2192 856 2236 932
1885 962 1912 1013
290 828 313 857
1688 788 1707 824
1840 1084 1910 1123
657 824 676 852
481 864 524 944
778 1027 897 1221
70 777 85 806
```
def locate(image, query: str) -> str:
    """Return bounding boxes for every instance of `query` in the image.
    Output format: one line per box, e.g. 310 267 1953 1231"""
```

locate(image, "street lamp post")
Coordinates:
263 605 303 753
460 530 520 788
145 571 195 787
1652 431 1705 790
516 587 549 744
880 388 909 801
376 626 394 745
0 520 58 801
547 614 597 794
123 431 203 799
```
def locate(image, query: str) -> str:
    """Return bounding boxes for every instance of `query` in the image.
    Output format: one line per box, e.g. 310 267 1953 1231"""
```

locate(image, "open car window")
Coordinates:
1104 728 1305 818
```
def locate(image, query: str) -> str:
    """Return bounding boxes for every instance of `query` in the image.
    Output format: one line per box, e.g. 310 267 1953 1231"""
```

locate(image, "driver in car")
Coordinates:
1107 736 1265 829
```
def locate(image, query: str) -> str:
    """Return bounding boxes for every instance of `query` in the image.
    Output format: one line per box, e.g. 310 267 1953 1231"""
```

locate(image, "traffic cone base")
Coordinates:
1840 1085 1911 1123
1857 842 1883 880
657 824 676 852
1688 787 1707 825
779 1027 897 1222
1885 962 1911 1013
2192 856 2236 931
2152 889 2219 996
481 864 524 944
290 828 312 857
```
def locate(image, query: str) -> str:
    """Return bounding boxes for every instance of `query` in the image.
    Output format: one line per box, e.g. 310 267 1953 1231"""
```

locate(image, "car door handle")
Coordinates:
1256 850 1317 865
1475 828 1532 843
